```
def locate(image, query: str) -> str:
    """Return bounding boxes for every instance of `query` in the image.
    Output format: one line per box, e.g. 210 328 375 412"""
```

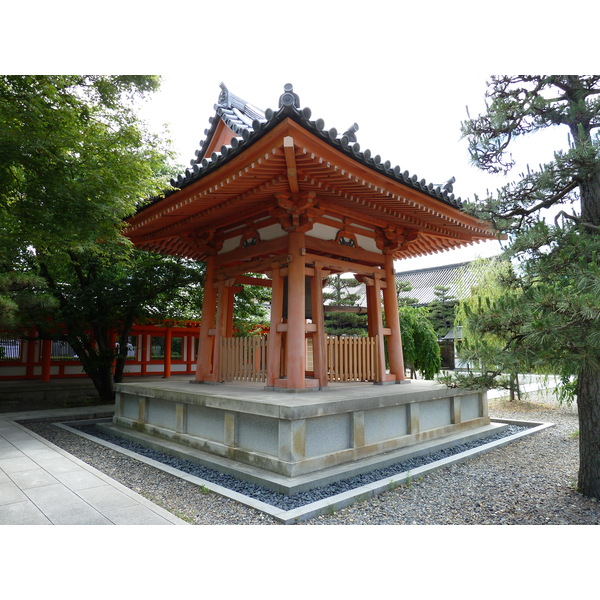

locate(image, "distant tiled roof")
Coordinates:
337 261 484 309
395 261 481 305
160 82 463 211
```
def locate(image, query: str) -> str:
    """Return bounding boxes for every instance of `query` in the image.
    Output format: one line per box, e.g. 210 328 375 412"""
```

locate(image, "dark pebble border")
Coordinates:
73 423 528 511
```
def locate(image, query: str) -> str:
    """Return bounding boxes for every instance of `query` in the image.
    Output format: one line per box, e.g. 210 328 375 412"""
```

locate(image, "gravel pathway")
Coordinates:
22 389 600 525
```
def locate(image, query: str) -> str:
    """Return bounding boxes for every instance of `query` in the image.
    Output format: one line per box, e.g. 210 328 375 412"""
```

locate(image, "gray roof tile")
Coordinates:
158 82 463 213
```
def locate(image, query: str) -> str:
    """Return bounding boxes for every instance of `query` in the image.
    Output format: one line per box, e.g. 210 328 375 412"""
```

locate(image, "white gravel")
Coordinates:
23 388 600 525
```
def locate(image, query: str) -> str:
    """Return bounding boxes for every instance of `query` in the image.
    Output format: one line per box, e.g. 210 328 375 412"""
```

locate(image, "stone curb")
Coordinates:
56 419 554 524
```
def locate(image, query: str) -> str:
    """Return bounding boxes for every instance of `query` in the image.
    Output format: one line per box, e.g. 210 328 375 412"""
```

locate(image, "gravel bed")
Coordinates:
22 389 600 525
67 421 528 511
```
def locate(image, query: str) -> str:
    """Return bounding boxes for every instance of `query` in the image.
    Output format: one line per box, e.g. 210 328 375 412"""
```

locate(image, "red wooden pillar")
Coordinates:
311 264 327 388
285 230 306 389
267 266 284 387
41 339 52 382
209 279 230 382
383 254 405 381
187 333 195 374
163 327 172 378
195 255 217 382
366 275 387 383
140 333 148 375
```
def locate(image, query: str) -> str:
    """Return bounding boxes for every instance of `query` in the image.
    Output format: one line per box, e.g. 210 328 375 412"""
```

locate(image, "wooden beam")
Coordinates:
304 235 385 266
283 136 299 194
216 254 292 280
214 236 288 267
323 305 369 314
235 275 272 287
303 251 385 278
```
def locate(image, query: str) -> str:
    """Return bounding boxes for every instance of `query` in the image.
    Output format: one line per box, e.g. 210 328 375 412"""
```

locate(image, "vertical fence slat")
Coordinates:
218 335 269 383
324 335 379 383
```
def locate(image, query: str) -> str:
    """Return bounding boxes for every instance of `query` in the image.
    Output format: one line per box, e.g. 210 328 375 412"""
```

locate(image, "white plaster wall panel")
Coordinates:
0 366 26 377
218 235 241 254
308 222 339 241
354 233 379 253
257 223 286 241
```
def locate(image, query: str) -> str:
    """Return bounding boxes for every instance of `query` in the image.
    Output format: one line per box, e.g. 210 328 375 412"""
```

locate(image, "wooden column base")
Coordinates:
268 378 321 392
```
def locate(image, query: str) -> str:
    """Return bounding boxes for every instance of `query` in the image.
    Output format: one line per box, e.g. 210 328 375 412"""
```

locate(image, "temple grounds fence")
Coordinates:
2 328 381 384
0 322 200 381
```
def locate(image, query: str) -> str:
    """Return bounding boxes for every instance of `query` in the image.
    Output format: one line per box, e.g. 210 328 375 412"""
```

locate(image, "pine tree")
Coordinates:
460 76 600 498
427 285 458 337
323 274 368 336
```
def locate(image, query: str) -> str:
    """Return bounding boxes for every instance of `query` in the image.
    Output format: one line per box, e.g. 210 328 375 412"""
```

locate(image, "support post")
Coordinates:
195 255 217 382
365 275 386 382
208 279 227 383
285 230 306 389
311 263 327 388
383 253 405 381
163 326 172 378
267 266 284 387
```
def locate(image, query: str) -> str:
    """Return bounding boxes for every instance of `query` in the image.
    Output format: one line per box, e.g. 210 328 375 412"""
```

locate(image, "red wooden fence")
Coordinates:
0 322 201 382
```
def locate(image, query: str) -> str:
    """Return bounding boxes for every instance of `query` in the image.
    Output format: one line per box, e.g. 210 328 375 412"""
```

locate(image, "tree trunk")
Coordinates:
576 148 600 499
86 364 116 405
576 365 600 498
113 315 135 384
579 173 600 231
66 330 116 405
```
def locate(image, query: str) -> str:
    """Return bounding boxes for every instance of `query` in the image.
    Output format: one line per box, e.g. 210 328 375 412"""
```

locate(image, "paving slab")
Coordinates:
0 415 188 525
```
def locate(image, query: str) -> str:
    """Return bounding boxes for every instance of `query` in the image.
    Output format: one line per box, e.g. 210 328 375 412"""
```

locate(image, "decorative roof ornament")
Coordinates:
218 82 231 107
440 176 456 193
343 123 359 142
279 83 300 108
167 83 466 210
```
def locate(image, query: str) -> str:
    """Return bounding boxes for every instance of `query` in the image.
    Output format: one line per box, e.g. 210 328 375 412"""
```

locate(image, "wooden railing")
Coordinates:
0 323 201 381
218 334 379 384
325 335 379 383
219 335 269 383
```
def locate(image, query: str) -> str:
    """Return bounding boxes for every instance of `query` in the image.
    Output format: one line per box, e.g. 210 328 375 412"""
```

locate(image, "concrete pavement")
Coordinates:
0 409 188 525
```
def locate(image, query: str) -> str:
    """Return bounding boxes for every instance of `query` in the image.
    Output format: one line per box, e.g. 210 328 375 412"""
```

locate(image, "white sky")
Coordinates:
6 1 592 274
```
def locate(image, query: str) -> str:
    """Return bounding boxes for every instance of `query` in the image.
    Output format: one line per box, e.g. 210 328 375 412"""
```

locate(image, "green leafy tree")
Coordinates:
398 306 441 379
0 75 198 402
460 75 600 498
445 258 526 400
232 275 271 336
36 245 202 395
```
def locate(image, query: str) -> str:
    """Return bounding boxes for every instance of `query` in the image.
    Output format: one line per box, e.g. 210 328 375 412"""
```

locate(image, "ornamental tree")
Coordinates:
0 76 198 402
398 306 441 380
460 76 600 498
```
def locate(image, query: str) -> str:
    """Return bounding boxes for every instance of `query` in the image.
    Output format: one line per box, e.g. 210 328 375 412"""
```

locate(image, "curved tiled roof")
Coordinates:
163 82 463 212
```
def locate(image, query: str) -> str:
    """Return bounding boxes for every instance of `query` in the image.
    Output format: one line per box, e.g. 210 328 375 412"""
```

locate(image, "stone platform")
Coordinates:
110 378 495 494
